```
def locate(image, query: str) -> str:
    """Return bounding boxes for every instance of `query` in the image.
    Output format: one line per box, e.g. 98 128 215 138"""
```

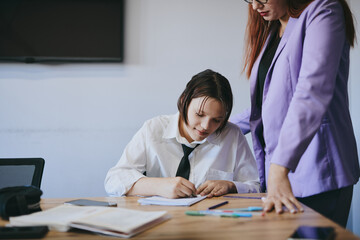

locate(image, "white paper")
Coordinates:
138 195 207 206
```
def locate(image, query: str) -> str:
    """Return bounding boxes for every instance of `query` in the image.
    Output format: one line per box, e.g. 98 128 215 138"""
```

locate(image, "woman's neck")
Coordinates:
279 14 290 37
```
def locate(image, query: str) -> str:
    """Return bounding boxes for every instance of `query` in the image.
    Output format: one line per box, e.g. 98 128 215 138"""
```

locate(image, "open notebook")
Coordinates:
9 205 170 238
138 195 207 206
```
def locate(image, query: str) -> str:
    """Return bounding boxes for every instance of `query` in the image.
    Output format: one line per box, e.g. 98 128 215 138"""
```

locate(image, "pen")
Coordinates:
207 201 229 210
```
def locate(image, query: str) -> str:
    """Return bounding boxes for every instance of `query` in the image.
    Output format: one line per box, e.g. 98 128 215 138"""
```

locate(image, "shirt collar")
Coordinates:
162 112 222 147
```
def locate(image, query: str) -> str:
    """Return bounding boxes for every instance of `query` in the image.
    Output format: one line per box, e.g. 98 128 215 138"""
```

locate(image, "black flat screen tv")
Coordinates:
0 0 124 63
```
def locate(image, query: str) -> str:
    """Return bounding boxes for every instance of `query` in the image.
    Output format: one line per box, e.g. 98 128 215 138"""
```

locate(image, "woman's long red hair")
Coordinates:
243 0 356 78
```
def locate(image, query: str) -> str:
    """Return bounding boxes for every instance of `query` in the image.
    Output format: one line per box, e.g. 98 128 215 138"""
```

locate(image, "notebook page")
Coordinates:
71 208 167 233
138 195 207 206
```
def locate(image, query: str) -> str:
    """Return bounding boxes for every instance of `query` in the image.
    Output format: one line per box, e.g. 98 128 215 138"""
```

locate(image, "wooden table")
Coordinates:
1 194 359 239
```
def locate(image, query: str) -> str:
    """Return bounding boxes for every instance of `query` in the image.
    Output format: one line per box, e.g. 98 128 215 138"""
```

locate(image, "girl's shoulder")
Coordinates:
216 121 245 140
224 121 242 132
143 114 173 130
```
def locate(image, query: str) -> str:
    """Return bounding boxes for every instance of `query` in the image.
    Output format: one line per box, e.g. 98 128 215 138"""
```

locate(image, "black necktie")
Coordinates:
176 144 198 180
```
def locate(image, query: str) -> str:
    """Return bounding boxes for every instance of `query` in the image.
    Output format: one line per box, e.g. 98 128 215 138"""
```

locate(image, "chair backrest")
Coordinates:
0 158 45 189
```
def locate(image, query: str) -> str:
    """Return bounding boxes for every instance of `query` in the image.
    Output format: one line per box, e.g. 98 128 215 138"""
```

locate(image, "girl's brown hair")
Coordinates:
243 0 356 78
177 69 233 134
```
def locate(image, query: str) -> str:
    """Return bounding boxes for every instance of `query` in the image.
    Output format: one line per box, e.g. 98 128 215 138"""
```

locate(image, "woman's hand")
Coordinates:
263 163 304 213
127 177 196 199
197 180 237 198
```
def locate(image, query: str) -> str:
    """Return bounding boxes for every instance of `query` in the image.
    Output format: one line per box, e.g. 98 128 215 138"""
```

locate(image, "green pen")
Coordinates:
185 211 206 216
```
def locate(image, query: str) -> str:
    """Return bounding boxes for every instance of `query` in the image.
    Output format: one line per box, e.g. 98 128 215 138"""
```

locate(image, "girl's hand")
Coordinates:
197 180 237 198
263 163 304 213
158 177 197 199
127 177 196 199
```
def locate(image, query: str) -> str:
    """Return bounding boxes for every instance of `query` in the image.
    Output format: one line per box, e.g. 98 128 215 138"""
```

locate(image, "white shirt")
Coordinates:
104 113 260 196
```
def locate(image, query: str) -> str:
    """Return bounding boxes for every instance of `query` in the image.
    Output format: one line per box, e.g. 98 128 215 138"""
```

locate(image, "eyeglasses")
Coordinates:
244 0 268 4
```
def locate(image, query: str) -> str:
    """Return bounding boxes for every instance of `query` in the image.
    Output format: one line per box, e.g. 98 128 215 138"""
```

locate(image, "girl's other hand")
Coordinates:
196 180 236 198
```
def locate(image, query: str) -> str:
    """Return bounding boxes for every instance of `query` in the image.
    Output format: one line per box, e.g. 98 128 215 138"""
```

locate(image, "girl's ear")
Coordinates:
179 94 185 104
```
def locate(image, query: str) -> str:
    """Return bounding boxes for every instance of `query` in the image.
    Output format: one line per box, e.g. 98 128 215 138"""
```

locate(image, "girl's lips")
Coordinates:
197 130 208 136
259 11 268 17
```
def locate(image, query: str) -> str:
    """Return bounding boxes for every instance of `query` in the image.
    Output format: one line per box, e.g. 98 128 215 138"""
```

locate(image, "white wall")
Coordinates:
0 0 250 198
0 0 359 235
348 0 360 236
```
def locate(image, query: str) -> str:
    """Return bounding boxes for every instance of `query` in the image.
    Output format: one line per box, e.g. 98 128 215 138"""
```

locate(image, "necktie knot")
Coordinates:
182 144 196 156
176 144 199 180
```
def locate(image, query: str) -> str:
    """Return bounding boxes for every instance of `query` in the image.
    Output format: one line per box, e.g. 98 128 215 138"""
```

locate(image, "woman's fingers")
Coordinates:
282 198 296 213
263 197 275 212
290 197 304 212
263 196 304 213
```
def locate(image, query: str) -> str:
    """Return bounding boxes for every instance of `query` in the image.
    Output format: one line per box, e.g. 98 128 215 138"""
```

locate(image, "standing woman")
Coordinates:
231 0 360 227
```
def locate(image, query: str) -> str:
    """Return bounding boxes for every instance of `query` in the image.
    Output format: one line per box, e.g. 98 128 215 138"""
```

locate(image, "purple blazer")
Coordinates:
231 0 359 197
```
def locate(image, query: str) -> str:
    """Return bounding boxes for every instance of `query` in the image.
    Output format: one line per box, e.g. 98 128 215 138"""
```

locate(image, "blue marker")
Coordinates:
185 210 252 218
220 213 252 218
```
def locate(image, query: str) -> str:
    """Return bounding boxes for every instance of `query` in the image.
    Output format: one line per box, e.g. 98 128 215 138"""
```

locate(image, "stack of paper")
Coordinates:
9 205 170 238
138 195 207 206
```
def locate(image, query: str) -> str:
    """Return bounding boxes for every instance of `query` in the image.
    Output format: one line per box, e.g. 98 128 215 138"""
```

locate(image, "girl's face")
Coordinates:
180 96 226 143
252 0 288 22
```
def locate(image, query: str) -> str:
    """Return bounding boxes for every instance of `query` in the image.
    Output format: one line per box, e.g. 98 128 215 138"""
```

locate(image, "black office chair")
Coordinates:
0 158 45 189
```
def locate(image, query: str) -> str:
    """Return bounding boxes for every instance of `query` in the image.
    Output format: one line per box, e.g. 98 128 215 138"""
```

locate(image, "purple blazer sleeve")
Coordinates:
230 108 251 135
270 0 346 170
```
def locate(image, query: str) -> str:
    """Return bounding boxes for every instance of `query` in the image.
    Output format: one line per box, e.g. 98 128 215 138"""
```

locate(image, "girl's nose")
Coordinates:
201 120 210 130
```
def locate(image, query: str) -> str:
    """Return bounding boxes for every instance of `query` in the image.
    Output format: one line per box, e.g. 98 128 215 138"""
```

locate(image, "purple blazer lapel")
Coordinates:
250 18 298 109
250 36 270 108
262 17 297 100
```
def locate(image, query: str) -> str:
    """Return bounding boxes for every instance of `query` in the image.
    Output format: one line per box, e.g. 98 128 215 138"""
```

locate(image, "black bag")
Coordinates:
0 186 42 220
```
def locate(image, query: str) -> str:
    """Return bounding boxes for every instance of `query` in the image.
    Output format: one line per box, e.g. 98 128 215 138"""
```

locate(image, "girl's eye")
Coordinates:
196 112 203 117
213 119 221 123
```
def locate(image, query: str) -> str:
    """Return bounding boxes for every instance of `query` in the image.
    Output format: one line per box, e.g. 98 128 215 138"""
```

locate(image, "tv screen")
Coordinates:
0 0 124 63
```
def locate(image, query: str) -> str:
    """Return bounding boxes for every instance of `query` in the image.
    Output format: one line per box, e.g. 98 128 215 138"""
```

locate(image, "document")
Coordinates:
138 195 207 206
9 205 170 238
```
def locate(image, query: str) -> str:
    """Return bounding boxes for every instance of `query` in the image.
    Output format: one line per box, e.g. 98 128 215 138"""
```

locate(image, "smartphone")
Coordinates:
0 226 48 239
64 199 117 207
288 226 335 240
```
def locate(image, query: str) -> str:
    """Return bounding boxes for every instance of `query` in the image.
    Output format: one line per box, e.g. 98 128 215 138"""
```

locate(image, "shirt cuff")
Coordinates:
233 181 261 193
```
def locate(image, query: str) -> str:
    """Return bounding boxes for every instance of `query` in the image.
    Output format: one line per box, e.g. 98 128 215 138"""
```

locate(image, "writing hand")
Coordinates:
157 177 196 199
126 176 196 198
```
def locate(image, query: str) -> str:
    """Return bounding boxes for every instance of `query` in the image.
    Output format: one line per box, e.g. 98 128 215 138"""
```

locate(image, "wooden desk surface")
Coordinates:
1 194 359 239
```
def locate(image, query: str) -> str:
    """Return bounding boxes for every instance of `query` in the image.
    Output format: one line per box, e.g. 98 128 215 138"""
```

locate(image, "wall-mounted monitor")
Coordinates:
0 0 124 63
